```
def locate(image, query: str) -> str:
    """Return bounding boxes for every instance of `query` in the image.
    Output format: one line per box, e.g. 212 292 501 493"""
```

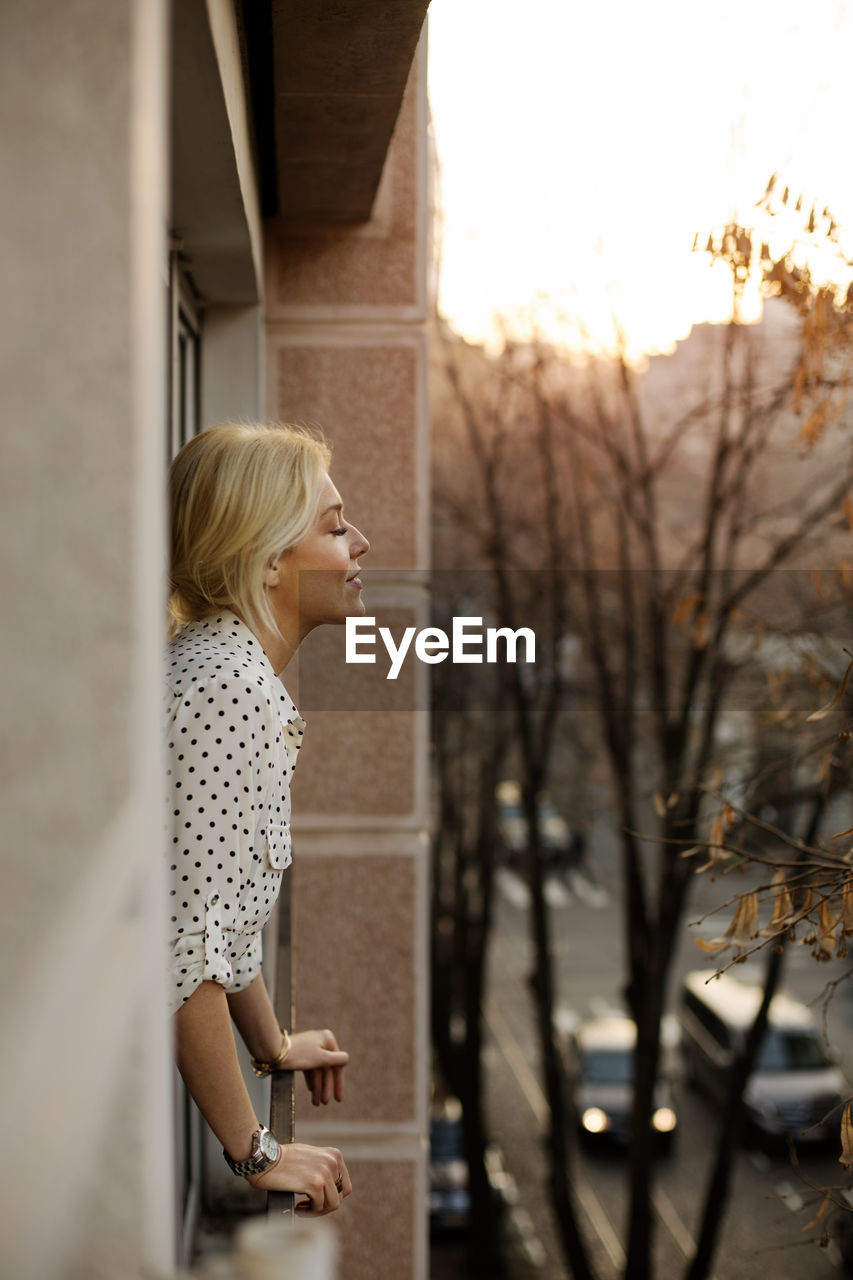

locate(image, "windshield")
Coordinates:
755 1030 832 1072
581 1049 634 1085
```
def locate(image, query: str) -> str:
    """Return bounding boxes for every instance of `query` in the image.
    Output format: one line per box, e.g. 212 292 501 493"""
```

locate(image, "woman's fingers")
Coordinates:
285 1030 349 1106
253 1144 350 1216
296 1148 351 1215
287 1030 348 1071
302 1059 346 1106
302 1067 322 1106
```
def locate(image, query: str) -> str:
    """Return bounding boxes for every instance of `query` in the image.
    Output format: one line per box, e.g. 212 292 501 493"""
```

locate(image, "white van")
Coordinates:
679 969 850 1144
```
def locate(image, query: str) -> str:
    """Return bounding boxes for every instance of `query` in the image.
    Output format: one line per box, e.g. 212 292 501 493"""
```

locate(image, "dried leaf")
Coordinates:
799 394 843 450
653 793 667 818
695 891 760 953
841 883 853 937
807 657 853 722
731 891 760 944
840 1102 853 1169
802 1190 831 1232
819 898 839 937
762 880 794 934
692 804 734 874
819 750 838 789
695 934 731 954
709 810 725 850
671 593 702 627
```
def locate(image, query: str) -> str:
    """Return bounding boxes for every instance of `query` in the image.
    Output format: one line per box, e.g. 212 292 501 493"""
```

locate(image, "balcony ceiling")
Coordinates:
242 0 430 224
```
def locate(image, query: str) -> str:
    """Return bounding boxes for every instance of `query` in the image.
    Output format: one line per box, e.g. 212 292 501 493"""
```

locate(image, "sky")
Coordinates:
426 0 853 359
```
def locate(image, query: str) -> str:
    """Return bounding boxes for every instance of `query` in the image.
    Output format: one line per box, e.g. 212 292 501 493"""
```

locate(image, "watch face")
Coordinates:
259 1129 279 1162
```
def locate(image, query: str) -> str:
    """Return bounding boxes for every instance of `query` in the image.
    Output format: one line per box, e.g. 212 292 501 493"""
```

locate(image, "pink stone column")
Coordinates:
263 38 430 1280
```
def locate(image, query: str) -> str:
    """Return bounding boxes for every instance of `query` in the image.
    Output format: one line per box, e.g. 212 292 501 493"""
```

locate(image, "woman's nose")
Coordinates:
351 526 369 557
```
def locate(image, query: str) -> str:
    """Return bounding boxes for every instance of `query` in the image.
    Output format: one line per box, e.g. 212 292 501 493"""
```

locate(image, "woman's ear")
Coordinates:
263 557 281 588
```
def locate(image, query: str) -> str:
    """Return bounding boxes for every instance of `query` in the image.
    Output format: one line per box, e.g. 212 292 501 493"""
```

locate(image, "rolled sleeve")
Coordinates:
165 669 276 1013
168 890 234 1014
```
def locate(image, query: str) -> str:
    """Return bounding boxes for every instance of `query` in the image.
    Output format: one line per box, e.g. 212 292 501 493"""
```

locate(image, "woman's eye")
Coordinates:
331 526 347 536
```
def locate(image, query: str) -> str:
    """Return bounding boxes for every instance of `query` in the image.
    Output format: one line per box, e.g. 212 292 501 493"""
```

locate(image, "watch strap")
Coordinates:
223 1125 279 1177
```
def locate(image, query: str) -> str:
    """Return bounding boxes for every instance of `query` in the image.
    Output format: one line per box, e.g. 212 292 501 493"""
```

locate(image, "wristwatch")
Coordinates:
223 1125 281 1177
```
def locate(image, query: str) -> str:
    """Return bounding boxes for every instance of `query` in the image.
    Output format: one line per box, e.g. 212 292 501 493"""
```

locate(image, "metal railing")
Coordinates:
267 874 295 1219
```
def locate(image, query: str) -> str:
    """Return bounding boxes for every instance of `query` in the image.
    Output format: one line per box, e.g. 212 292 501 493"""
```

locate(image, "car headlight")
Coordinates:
652 1107 677 1134
581 1107 610 1134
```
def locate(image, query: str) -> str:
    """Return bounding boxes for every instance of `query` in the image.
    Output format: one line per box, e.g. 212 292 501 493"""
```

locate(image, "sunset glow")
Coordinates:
427 0 853 359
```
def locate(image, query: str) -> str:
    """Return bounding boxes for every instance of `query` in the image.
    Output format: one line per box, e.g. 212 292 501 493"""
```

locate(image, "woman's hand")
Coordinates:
286 1028 349 1106
248 1142 352 1214
225 980 348 1104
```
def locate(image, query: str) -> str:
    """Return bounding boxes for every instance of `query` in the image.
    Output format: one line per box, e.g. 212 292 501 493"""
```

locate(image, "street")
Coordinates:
434 815 853 1279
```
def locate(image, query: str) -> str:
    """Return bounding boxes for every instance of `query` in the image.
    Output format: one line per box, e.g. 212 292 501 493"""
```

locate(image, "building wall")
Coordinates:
264 40 431 1280
0 5 430 1276
0 2 174 1277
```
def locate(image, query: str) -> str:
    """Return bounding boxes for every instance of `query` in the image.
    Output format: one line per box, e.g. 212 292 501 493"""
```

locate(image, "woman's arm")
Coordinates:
226 973 349 1105
224 973 286 1067
175 979 351 1213
175 978 258 1156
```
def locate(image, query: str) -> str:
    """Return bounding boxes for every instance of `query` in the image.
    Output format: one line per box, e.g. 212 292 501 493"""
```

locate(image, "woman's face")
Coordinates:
267 473 370 640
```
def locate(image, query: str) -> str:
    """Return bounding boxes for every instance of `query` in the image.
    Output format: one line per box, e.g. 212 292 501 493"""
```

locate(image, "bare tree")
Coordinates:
430 188 853 1279
431 625 510 1278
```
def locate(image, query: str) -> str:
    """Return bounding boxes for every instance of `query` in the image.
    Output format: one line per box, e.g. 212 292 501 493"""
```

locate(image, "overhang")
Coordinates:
240 0 431 224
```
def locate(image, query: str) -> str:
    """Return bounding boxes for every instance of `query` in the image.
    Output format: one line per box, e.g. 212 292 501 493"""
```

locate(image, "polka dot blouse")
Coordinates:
165 611 305 1015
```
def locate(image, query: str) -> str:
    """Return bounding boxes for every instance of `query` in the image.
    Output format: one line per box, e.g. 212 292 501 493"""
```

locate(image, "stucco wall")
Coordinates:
0 2 174 1276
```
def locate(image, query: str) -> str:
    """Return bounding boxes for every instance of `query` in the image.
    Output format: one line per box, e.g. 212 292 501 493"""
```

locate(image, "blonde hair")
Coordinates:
168 422 331 638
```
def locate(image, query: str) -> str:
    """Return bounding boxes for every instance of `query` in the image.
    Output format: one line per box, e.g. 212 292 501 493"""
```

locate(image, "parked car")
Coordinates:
495 779 571 868
557 1008 680 1149
680 968 850 1146
429 1096 514 1237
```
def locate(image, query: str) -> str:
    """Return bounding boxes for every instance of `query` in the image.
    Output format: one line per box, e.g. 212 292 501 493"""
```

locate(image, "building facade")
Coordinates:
0 3 431 1276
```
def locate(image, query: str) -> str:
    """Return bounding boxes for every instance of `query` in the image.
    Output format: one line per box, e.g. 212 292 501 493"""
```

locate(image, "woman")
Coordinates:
166 422 369 1213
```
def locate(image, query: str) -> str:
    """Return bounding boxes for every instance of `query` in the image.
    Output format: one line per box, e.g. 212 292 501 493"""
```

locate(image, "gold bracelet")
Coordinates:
250 1029 292 1078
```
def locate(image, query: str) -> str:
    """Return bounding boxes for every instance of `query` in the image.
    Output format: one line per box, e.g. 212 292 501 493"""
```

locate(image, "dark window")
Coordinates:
756 1030 831 1072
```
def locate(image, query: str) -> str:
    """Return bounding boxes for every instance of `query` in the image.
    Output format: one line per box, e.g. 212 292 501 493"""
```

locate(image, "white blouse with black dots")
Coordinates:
165 611 305 1015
